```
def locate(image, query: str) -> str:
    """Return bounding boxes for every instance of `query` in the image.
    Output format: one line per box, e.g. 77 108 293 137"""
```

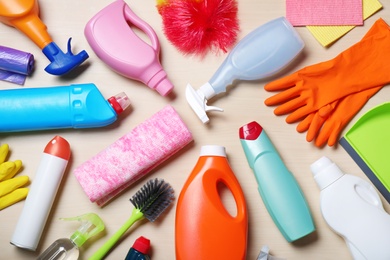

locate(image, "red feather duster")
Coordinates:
157 0 239 57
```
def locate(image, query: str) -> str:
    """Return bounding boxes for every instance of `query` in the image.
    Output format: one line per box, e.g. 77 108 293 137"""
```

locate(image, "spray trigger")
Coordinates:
60 212 105 248
42 38 89 76
185 83 223 124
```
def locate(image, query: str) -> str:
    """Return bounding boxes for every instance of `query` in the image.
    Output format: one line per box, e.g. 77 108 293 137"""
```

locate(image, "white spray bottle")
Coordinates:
310 156 390 260
185 17 304 123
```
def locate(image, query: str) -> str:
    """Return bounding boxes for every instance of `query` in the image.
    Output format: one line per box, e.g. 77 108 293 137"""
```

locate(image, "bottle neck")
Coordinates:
311 157 344 190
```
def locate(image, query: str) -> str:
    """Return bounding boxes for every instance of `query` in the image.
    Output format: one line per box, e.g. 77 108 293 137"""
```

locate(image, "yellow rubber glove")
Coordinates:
264 18 390 123
0 144 29 210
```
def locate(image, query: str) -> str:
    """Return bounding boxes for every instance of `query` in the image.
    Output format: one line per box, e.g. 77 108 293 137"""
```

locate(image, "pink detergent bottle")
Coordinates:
84 0 173 96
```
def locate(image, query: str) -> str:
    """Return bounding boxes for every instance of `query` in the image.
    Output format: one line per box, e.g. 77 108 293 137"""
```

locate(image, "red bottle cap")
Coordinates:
239 121 263 140
43 136 71 161
132 236 150 255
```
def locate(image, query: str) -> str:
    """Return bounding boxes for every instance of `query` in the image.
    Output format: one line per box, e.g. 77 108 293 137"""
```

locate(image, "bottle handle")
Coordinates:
205 170 247 221
221 177 247 221
123 4 160 53
355 179 384 210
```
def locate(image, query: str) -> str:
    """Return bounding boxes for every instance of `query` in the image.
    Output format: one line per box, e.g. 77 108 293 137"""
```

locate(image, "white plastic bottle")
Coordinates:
310 156 390 260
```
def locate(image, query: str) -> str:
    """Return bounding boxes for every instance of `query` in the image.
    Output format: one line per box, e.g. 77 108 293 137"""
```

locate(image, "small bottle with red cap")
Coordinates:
125 236 151 260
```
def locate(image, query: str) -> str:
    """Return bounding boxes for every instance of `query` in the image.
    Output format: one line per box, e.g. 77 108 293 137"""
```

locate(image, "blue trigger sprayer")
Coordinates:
0 0 88 75
185 17 304 123
239 121 315 242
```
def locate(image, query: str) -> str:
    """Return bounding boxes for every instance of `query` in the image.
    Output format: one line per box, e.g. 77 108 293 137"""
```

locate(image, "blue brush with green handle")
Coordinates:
88 178 174 260
239 121 315 242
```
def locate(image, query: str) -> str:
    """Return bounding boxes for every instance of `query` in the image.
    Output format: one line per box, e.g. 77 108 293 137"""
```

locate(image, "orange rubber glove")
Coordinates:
296 86 382 147
264 18 390 124
293 18 386 147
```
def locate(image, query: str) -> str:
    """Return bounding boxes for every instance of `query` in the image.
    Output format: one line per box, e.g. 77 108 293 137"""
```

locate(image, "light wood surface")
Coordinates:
1 0 390 259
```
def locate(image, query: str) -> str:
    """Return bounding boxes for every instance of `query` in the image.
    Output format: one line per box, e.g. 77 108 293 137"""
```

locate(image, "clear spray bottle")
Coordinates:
37 213 105 260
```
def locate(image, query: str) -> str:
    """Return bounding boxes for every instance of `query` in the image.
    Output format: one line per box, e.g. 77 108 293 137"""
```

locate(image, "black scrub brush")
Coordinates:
89 178 175 260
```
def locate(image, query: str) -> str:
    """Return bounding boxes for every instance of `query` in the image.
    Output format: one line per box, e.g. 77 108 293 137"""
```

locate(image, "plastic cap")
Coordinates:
155 77 174 96
64 213 105 247
44 136 71 161
108 92 131 115
310 156 344 190
200 145 226 157
132 236 151 254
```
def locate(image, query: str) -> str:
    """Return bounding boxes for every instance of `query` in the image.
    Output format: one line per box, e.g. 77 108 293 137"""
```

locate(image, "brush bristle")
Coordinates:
130 178 175 222
157 0 239 57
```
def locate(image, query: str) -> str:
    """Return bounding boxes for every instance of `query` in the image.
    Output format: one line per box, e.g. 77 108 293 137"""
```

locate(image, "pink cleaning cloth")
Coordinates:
286 0 363 26
74 105 193 206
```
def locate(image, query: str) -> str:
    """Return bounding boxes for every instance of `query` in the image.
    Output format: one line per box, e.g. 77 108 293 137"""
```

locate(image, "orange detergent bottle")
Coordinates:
175 145 248 260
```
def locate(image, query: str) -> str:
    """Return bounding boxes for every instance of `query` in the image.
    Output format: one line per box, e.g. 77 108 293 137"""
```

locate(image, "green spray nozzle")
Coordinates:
60 213 105 248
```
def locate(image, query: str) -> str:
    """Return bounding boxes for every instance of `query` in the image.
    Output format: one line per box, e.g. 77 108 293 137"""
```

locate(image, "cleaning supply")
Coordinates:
273 16 385 147
264 18 390 124
11 136 71 251
306 0 383 47
0 144 28 210
37 213 105 260
310 156 390 259
296 86 381 147
157 0 239 57
85 0 173 96
186 17 304 123
175 145 248 260
0 0 88 75
89 178 174 260
239 121 315 242
340 102 390 203
74 105 193 206
125 236 151 260
286 0 363 26
0 45 34 85
0 83 130 132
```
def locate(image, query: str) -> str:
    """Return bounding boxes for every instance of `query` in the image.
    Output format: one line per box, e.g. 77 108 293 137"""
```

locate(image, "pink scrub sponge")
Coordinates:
74 105 193 206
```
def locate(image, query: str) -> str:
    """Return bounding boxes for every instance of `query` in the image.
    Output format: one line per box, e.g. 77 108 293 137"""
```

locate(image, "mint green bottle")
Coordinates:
37 213 105 260
239 121 315 242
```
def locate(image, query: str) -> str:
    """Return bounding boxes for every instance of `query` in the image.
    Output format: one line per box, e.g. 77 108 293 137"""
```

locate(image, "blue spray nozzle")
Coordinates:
42 38 89 75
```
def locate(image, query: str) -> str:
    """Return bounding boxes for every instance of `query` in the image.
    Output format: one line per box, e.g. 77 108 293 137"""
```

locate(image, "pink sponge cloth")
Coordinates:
74 105 193 206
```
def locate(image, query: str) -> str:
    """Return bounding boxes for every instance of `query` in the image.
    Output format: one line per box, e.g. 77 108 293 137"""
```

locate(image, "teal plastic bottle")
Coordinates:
125 236 151 260
239 121 315 242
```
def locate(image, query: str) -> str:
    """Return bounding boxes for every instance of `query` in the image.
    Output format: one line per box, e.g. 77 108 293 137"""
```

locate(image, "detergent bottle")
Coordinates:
311 156 390 259
0 83 130 132
239 121 315 242
37 213 105 260
84 0 173 96
175 145 248 260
